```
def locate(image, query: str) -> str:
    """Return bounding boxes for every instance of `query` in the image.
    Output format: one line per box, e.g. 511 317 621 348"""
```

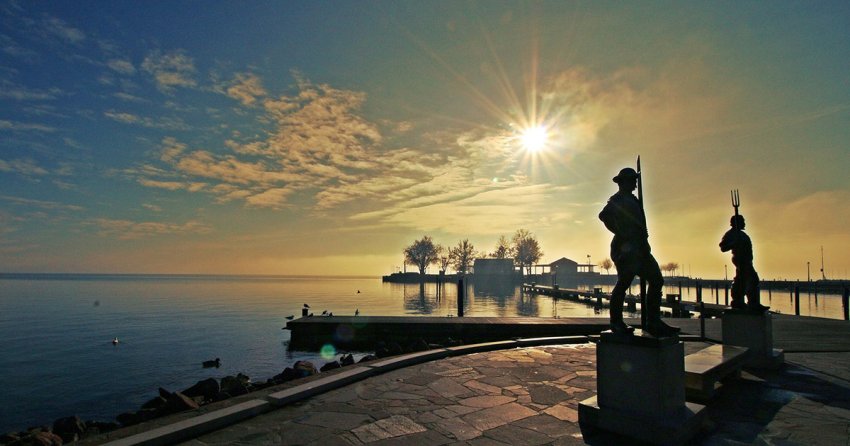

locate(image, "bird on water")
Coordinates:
202 358 221 368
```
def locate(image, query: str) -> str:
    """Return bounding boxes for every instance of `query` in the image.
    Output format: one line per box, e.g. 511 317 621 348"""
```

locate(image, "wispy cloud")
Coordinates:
226 72 266 106
141 49 197 92
0 158 48 176
104 110 189 130
107 58 136 75
0 195 84 211
90 218 212 240
0 119 56 132
43 17 85 44
0 80 62 100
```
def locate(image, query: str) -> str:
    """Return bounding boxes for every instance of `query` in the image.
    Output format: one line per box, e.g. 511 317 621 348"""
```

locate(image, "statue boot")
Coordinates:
609 294 634 335
643 298 680 338
746 289 769 312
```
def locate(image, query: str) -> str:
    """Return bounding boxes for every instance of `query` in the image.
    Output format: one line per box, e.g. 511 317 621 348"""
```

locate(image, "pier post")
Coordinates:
457 278 464 317
768 281 772 299
715 282 719 305
724 282 729 306
678 281 682 302
794 285 800 316
843 287 849 321
696 281 702 303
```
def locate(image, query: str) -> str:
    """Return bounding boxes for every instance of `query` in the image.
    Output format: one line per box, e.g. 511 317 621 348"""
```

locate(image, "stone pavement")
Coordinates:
173 343 850 446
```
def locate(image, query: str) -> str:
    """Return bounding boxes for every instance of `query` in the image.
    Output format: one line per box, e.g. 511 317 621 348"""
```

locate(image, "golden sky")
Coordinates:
1 2 848 279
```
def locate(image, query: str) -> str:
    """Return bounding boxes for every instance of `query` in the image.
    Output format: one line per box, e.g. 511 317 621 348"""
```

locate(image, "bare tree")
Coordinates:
403 236 441 276
512 229 543 276
599 258 613 275
660 262 680 277
449 239 477 275
491 235 512 259
438 255 450 274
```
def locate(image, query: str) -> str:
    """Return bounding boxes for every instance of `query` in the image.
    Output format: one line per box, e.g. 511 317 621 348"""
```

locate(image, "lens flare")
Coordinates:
520 126 548 152
320 343 337 360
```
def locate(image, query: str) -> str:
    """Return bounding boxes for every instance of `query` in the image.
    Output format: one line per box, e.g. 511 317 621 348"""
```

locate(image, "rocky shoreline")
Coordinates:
0 337 450 446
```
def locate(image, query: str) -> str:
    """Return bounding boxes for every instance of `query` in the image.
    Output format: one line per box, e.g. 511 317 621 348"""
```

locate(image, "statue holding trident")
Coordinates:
599 159 680 337
720 190 769 312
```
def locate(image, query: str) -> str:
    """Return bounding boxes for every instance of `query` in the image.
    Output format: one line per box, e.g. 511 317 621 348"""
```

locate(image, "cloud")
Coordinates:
104 111 189 130
0 81 61 100
107 59 136 75
0 195 84 211
0 158 48 176
113 92 147 103
0 119 56 132
141 50 197 92
226 72 266 106
90 218 213 240
142 203 163 212
43 17 85 44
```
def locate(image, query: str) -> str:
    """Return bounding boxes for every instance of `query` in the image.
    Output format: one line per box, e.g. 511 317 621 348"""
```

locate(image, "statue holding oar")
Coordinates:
720 190 769 312
599 160 680 337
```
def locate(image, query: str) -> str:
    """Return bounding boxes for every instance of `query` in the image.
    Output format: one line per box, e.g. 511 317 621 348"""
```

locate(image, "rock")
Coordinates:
31 431 63 445
358 354 377 363
0 433 21 443
220 375 250 397
340 353 355 366
409 338 429 352
116 409 156 427
293 361 318 377
52 416 85 443
162 391 200 414
272 367 299 383
320 361 341 372
158 387 173 399
181 378 220 403
140 396 167 411
84 421 118 436
387 341 403 356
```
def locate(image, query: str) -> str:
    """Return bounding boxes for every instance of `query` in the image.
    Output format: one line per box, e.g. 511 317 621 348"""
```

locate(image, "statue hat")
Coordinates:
612 167 639 184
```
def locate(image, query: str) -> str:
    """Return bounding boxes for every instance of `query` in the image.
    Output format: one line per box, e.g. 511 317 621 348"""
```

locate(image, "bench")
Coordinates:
684 344 749 401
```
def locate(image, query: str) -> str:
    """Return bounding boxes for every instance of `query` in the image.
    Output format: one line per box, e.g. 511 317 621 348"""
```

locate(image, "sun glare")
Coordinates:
520 126 548 152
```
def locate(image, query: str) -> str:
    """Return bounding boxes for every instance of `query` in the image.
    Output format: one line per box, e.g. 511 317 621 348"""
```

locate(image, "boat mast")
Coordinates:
820 245 826 280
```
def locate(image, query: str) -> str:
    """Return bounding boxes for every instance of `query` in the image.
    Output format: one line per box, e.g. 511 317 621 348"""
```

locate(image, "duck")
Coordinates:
321 310 328 315
202 358 221 368
112 337 119 345
285 315 295 320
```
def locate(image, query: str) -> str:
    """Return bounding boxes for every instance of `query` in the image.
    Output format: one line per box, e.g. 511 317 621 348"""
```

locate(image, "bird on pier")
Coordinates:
321 310 328 315
357 290 361 294
285 315 294 320
303 303 310 309
355 309 360 316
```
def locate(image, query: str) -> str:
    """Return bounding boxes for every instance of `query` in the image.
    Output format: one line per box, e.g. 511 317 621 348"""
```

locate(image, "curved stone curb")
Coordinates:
103 336 592 446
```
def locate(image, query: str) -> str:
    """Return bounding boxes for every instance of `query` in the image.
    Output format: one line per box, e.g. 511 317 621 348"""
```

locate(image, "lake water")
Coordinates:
0 274 845 433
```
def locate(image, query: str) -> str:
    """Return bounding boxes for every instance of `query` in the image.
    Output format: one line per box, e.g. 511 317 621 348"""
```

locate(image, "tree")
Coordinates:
661 262 679 277
403 236 441 276
438 255 450 274
599 258 613 275
512 229 543 276
449 239 477 275
491 235 512 259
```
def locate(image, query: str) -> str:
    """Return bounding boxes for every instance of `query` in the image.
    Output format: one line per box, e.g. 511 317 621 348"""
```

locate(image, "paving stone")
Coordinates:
294 411 374 430
463 379 503 395
428 377 475 398
447 404 481 416
457 395 516 408
527 384 570 406
461 402 537 431
513 413 577 438
542 404 578 422
433 416 483 441
482 423 553 445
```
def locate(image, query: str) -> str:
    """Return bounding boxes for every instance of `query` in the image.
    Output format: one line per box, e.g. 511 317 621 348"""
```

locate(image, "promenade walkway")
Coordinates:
88 316 850 446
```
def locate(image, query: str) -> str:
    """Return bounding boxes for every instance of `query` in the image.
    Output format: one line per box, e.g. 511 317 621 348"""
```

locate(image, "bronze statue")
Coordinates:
599 167 680 337
720 193 768 312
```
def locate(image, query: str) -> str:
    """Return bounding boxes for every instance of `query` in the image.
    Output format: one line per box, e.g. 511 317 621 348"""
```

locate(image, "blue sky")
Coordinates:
1 1 849 278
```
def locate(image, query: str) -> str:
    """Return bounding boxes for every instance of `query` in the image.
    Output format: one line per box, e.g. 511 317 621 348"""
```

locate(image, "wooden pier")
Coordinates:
521 283 728 317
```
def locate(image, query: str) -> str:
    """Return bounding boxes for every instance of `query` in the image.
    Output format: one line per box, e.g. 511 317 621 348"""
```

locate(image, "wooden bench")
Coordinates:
684 344 749 401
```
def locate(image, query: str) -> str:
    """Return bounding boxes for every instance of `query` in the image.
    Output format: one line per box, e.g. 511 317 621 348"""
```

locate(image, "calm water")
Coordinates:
0 274 844 433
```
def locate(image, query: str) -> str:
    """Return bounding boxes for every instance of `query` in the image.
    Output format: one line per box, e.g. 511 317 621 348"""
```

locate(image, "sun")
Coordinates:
520 126 548 152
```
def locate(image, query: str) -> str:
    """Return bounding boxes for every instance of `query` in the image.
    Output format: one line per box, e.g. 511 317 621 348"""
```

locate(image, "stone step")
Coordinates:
684 344 749 401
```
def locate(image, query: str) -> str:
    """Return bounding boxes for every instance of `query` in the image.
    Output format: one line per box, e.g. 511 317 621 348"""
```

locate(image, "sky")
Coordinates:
1 1 848 279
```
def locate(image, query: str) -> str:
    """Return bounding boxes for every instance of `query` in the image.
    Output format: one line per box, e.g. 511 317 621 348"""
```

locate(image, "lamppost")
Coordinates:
724 264 728 281
807 261 811 282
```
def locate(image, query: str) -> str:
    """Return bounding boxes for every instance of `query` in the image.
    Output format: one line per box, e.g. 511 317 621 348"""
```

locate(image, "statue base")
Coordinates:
722 309 784 369
578 330 706 445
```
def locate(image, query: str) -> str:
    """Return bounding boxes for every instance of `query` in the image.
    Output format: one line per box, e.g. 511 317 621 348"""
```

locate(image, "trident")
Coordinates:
731 189 740 230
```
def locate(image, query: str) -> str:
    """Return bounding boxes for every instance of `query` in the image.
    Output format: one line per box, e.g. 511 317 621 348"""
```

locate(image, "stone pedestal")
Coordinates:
579 331 706 445
722 310 784 369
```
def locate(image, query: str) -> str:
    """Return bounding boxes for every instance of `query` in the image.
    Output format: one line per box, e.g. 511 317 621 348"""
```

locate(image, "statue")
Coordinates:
599 166 680 337
720 190 769 312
